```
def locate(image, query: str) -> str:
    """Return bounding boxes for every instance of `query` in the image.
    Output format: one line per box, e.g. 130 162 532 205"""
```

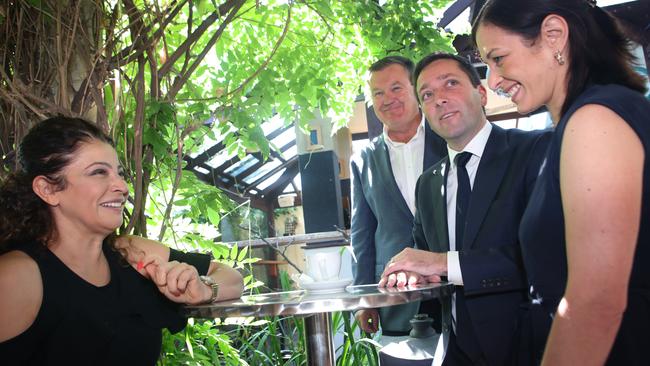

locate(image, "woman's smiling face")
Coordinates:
476 22 561 118
49 139 129 237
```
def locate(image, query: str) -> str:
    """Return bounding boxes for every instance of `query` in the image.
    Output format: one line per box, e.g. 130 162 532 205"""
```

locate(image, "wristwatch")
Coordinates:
199 275 219 303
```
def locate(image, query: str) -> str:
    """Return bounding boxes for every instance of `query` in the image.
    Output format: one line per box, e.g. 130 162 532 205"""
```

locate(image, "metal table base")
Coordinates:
305 312 334 366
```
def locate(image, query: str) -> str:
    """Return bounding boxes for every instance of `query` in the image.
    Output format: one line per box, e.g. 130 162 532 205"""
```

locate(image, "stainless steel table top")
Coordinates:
184 282 454 318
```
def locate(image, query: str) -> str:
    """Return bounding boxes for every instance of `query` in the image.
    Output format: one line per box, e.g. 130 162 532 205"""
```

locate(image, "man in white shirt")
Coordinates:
380 53 551 365
350 56 447 335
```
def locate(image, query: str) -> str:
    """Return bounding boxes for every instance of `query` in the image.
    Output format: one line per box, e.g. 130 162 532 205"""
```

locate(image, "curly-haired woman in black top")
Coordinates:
0 116 244 365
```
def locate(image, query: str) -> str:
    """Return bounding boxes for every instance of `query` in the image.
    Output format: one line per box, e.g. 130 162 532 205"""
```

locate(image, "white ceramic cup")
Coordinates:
304 246 343 282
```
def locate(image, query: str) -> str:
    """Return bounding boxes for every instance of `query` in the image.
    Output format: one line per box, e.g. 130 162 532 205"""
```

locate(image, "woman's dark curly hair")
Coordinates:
0 116 118 253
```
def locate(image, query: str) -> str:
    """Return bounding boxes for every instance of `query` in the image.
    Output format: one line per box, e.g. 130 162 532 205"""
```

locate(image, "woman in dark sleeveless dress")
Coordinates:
473 0 650 365
0 117 244 365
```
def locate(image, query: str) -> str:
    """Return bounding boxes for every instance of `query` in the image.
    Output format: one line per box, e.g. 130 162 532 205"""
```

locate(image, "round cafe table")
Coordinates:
183 282 454 366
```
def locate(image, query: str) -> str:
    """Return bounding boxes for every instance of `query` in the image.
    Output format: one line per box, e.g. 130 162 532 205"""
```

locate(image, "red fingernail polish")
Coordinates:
137 261 144 270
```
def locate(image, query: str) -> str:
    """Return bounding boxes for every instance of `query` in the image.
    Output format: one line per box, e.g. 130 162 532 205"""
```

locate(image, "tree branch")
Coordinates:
108 0 152 70
0 67 57 119
125 56 147 235
166 0 246 99
179 0 193 77
157 122 186 241
241 224 304 274
222 2 293 101
299 0 334 42
158 0 241 78
54 2 69 109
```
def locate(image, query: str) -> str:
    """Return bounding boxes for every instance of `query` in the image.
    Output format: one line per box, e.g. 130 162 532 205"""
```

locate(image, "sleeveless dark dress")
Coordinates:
0 242 210 365
518 84 650 365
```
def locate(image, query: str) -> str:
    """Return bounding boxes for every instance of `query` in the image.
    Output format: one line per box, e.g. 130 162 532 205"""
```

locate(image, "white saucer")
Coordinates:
299 277 353 294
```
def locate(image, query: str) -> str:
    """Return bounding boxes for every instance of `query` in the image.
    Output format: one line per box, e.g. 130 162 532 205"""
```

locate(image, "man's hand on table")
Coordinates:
379 248 446 287
378 270 441 288
355 309 380 334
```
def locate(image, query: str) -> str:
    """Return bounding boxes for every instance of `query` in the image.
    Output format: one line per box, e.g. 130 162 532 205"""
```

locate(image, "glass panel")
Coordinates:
271 128 295 149
206 149 237 169
261 114 285 135
256 168 286 191
194 166 209 175
243 159 281 184
281 145 297 160
293 173 302 191
224 155 259 176
272 174 302 193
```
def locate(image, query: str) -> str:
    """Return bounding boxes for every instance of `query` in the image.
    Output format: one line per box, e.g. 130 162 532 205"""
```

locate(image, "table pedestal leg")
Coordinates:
304 312 334 366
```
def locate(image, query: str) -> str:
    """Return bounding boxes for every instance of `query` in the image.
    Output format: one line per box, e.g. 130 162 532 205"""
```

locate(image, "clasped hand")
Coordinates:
137 257 211 305
378 247 446 287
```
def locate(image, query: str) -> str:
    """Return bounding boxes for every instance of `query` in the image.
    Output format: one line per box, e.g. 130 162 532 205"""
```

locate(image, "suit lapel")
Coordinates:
462 126 510 249
375 137 412 218
418 157 449 252
436 158 451 251
423 120 447 169
423 124 437 169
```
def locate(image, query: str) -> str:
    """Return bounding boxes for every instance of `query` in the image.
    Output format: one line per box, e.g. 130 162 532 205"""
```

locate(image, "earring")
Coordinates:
554 50 565 66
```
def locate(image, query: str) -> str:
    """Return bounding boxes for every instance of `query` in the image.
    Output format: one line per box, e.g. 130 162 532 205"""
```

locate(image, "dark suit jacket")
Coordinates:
413 125 552 365
351 123 446 332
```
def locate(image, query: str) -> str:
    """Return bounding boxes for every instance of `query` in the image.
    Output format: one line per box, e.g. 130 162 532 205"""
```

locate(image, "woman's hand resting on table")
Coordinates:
115 235 244 303
140 257 212 305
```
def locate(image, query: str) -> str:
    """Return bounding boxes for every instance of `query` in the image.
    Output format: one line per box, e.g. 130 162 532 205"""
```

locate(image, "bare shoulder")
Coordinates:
564 103 642 161
567 103 635 134
0 250 43 342
0 250 41 292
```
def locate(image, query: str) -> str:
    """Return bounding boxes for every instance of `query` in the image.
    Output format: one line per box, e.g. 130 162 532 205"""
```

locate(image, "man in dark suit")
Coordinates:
351 56 447 335
380 53 551 365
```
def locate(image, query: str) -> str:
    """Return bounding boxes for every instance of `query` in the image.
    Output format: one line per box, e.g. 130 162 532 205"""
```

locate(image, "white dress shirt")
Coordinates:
383 114 426 216
446 121 492 285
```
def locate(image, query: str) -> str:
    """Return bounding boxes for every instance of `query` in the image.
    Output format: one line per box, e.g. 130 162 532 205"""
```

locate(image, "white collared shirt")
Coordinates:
383 114 426 216
446 121 492 285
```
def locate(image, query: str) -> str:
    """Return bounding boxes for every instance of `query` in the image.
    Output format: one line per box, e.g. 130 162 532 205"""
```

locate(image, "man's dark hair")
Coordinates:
369 56 415 80
413 52 482 89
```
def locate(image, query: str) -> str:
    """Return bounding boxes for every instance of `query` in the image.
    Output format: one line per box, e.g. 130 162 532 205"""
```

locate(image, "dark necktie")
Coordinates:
453 152 482 360
455 152 472 250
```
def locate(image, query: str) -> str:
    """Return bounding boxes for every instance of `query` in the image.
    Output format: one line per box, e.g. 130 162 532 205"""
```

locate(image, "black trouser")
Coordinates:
420 298 443 333
443 330 488 366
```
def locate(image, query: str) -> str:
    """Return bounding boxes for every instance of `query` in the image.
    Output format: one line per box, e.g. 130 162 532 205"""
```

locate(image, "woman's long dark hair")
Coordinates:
0 117 117 253
471 0 647 117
